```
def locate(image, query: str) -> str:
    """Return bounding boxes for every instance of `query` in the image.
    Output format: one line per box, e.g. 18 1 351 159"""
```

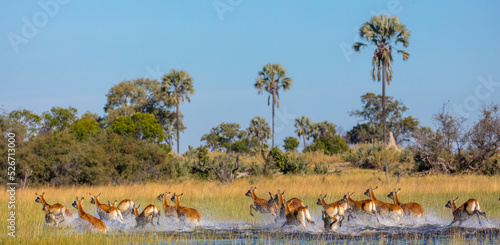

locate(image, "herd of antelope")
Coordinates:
35 186 491 233
245 186 490 231
34 191 200 233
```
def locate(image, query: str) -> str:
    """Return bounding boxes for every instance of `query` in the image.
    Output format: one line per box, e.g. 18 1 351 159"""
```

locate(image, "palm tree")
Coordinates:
255 63 293 148
247 116 271 146
353 14 410 143
294 116 312 148
163 122 176 147
162 69 195 154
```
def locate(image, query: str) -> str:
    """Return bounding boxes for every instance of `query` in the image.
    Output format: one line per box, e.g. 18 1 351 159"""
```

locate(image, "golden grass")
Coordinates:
1 170 499 244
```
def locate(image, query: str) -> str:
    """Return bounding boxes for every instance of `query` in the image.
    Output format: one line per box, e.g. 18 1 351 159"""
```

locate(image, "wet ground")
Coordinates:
67 213 500 244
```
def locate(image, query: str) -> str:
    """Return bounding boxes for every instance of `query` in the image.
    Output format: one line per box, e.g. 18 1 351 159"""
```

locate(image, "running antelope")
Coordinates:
364 186 403 220
282 202 315 229
445 196 489 226
345 192 378 222
116 199 135 216
387 188 424 218
317 194 346 231
245 187 272 216
267 190 305 223
35 192 72 226
170 193 201 223
133 204 160 228
156 192 178 220
71 197 107 233
89 193 124 222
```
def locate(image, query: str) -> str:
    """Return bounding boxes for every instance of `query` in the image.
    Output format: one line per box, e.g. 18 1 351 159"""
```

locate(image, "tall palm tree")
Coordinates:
247 116 271 146
294 116 312 148
353 14 410 143
255 63 293 148
162 69 195 154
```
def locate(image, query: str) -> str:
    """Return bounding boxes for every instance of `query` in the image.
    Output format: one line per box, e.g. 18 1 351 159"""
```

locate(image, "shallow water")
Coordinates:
58 212 500 244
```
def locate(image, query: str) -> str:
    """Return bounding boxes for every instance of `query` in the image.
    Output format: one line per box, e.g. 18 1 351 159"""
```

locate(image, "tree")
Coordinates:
308 121 336 143
163 70 195 154
255 63 293 148
8 109 42 140
108 112 164 143
283 137 299 152
353 14 410 143
104 78 180 146
348 93 418 144
201 123 247 152
304 135 348 155
294 116 312 148
41 107 78 133
69 117 102 141
247 116 271 146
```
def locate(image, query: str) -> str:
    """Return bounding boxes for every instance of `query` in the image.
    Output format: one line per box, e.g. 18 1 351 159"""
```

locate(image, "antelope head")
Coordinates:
316 194 325 206
445 196 459 209
34 192 45 203
245 187 254 197
71 197 79 209
170 193 183 203
89 193 101 204
156 191 170 201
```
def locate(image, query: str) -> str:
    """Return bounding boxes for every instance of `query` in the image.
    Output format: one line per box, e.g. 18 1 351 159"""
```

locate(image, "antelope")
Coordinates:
133 204 160 228
170 193 201 223
345 192 379 222
107 200 117 207
445 196 489 226
387 188 424 218
116 199 135 216
35 192 72 226
89 193 124 222
364 186 403 220
282 202 315 229
71 197 107 233
245 187 272 216
156 192 178 220
316 194 346 231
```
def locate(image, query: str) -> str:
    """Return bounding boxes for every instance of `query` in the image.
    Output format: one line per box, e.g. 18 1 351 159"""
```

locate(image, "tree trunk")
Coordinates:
302 133 306 149
176 102 180 154
272 89 275 148
382 62 387 144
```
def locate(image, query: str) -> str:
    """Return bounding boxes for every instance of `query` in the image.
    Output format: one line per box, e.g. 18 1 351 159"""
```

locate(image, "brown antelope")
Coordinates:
71 197 107 233
364 186 403 220
345 192 377 215
170 193 201 223
116 199 135 216
387 188 424 218
89 193 124 222
316 194 345 231
156 192 178 220
35 192 72 226
133 204 160 228
282 202 315 229
245 187 272 216
445 196 489 226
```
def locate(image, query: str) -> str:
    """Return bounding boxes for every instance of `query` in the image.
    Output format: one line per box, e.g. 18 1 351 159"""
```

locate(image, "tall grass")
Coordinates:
1 170 499 244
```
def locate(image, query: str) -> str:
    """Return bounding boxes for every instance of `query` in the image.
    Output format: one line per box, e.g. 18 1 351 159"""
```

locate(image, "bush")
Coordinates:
283 137 299 152
313 163 330 174
304 135 348 155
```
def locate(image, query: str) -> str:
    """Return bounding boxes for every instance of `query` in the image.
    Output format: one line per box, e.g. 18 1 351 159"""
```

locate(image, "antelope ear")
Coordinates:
324 194 327 198
373 186 378 190
179 193 184 196
454 196 459 201
282 190 286 195
350 192 354 196
397 188 401 191
81 197 85 200
98 193 101 197
42 192 45 196
35 192 38 196
89 192 92 196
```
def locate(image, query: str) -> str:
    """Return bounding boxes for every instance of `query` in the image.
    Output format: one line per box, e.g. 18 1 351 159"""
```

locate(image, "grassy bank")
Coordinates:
1 169 499 244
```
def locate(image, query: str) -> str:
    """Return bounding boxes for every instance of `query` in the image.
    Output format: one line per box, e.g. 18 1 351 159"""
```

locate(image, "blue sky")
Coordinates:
1 0 500 152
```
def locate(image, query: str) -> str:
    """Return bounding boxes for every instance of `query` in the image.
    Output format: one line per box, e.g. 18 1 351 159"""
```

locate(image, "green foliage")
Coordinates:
41 106 78 133
283 136 299 152
108 113 164 143
348 93 419 144
304 135 348 155
8 109 42 140
201 122 247 152
247 116 271 145
267 147 308 174
69 117 103 141
313 163 330 174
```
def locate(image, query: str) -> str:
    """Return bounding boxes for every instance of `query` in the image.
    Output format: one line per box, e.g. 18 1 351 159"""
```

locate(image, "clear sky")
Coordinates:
1 0 499 153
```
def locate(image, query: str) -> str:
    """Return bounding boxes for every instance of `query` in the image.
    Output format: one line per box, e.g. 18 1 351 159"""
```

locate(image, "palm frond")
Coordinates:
353 42 367 52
